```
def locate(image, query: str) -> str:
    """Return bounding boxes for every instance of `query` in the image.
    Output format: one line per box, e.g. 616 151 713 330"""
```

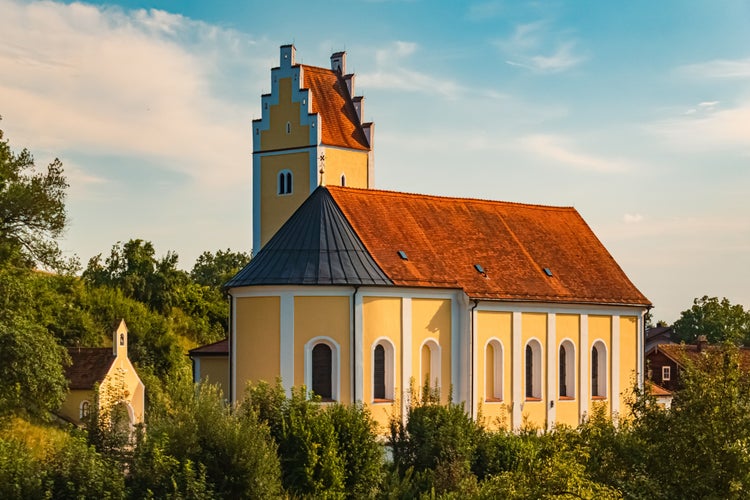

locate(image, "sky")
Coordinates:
1 0 748 323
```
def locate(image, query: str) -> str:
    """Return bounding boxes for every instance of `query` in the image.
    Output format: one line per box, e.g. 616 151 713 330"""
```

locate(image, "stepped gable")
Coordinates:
225 187 392 287
66 348 116 390
301 64 370 150
327 186 651 306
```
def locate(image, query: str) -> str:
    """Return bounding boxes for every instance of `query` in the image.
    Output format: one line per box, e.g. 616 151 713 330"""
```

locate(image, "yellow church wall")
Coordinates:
362 296 402 430
260 152 311 246
235 296 281 392
59 389 94 426
107 355 145 424
476 311 512 430
619 316 638 415
294 296 351 403
521 312 547 427
198 357 230 397
260 77 311 151
588 315 612 415
411 298 452 403
555 314 580 427
323 148 369 188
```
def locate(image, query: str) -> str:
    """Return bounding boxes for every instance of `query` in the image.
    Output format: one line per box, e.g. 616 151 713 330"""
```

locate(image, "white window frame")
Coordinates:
485 338 504 401
372 337 395 401
525 338 543 400
79 399 91 420
559 339 576 399
277 169 293 195
304 336 340 402
592 340 608 398
662 365 671 382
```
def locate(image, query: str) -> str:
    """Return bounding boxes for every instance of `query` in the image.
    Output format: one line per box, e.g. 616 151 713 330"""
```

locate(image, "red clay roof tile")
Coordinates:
301 64 369 151
65 347 115 390
327 186 650 306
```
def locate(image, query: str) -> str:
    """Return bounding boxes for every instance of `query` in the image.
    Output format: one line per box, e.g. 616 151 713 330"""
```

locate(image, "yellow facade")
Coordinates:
294 296 351 403
362 296 402 430
588 315 612 415
521 313 547 425
476 311 512 429
198 357 229 396
411 298 452 403
619 316 638 413
59 389 95 426
235 296 280 392
260 77 311 150
555 314 580 426
259 152 311 246
323 148 369 188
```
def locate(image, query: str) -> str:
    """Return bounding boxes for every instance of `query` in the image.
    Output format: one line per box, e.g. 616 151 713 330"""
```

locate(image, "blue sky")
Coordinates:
1 0 748 322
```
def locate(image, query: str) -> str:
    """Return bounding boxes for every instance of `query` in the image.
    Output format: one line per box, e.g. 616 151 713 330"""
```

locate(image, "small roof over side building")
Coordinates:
66 348 116 390
188 338 229 356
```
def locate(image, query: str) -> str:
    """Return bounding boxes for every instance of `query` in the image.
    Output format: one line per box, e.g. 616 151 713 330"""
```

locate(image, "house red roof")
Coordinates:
188 338 229 356
65 348 115 390
301 64 370 151
657 343 750 370
327 186 650 306
645 381 672 397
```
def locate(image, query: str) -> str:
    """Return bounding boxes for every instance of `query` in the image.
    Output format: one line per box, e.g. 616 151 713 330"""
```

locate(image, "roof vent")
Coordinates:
543 267 553 277
397 250 408 260
474 264 486 276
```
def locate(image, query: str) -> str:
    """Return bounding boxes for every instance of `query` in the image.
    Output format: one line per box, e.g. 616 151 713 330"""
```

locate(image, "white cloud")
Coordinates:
679 58 750 79
623 213 644 224
517 134 633 173
649 101 750 153
0 0 266 189
494 21 585 73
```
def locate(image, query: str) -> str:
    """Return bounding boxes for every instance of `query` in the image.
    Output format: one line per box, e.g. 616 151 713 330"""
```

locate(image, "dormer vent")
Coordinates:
397 250 408 260
474 264 486 275
543 267 553 277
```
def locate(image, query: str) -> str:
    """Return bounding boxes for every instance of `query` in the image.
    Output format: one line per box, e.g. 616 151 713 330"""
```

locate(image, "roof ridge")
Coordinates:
325 185 576 211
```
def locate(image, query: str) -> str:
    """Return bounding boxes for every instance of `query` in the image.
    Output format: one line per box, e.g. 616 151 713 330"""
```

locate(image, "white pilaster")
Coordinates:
611 315 621 416
637 312 645 387
451 296 461 405
579 314 589 423
512 311 522 429
546 313 556 430
470 304 479 418
354 291 364 403
280 293 295 396
401 298 412 421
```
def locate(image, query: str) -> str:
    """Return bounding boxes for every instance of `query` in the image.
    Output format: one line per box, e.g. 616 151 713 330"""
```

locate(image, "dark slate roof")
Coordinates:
225 187 392 287
189 338 229 356
66 348 115 390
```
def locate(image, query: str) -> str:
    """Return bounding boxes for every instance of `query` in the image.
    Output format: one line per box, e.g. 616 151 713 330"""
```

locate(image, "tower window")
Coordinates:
278 170 293 195
286 121 291 134
340 174 346 186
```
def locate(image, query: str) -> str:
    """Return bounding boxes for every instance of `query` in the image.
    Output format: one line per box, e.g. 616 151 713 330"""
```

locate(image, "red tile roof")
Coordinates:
327 186 650 306
65 348 115 390
301 64 370 151
188 338 229 356
645 381 672 396
657 343 750 370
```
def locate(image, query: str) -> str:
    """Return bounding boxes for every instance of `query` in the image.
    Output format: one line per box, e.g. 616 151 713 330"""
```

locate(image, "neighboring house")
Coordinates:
189 338 229 396
646 335 750 394
196 45 651 432
59 319 145 429
644 325 676 353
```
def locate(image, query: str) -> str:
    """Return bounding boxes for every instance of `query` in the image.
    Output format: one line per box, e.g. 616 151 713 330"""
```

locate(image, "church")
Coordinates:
215 44 650 431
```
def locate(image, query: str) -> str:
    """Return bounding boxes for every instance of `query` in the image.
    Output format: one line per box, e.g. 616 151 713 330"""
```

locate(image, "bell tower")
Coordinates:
251 44 375 255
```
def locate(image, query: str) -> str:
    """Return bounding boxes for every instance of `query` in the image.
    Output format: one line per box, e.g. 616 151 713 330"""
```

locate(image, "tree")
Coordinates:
0 122 71 271
672 296 750 345
190 249 250 288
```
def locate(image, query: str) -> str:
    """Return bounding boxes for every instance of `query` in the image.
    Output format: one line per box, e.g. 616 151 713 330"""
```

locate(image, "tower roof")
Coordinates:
228 186 650 307
226 187 392 287
301 64 370 150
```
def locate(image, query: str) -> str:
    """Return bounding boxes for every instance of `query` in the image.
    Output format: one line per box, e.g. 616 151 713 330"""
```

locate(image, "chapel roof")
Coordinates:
301 64 370 151
65 348 115 390
188 338 229 356
228 186 650 307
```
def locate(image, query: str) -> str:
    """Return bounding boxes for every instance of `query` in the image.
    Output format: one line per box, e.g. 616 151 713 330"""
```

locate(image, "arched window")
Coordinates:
420 339 441 390
592 341 607 398
372 339 395 401
286 121 291 134
485 339 503 401
79 400 91 420
312 343 332 400
119 333 125 346
559 340 575 399
305 337 340 402
525 340 542 400
278 170 293 195
340 174 346 186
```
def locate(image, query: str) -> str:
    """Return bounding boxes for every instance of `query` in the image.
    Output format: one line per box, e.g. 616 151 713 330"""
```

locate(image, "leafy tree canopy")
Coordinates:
190 248 250 288
0 122 71 271
673 295 750 345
